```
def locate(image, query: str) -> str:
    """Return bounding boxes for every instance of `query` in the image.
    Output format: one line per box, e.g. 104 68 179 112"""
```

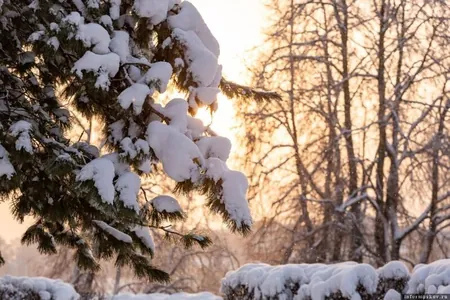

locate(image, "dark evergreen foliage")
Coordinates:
0 0 273 281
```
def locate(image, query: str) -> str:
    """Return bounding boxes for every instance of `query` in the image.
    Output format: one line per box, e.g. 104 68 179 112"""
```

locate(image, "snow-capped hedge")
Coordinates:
0 275 222 300
0 276 79 300
108 292 222 300
221 259 450 300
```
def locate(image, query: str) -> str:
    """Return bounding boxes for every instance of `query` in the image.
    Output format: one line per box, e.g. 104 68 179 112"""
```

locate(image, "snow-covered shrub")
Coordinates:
406 259 450 294
0 276 79 300
0 275 223 300
222 259 450 300
221 262 379 300
376 261 410 297
107 292 222 299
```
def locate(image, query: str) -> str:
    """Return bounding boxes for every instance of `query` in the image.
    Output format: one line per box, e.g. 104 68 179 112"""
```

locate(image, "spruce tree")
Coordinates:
0 0 278 282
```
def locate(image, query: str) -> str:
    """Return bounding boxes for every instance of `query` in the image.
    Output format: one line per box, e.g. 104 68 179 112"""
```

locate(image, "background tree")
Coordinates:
239 0 450 266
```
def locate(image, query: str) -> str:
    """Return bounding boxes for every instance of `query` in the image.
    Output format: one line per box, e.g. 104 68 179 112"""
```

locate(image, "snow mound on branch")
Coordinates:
76 23 110 54
163 98 188 132
168 1 220 57
0 275 80 300
151 195 182 213
109 120 125 144
406 259 450 294
62 12 83 26
76 157 115 204
72 51 120 90
109 292 222 300
103 153 131 175
133 0 170 25
196 136 231 161
0 145 15 179
109 0 121 20
131 226 155 253
115 172 141 212
100 15 113 28
205 158 252 229
9 120 33 153
187 116 206 139
141 62 173 94
147 121 203 182
194 87 220 105
118 83 151 114
93 220 132 243
110 30 130 63
172 28 219 87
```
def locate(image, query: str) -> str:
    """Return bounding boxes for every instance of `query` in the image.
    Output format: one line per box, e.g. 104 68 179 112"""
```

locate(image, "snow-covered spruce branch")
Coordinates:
0 0 262 284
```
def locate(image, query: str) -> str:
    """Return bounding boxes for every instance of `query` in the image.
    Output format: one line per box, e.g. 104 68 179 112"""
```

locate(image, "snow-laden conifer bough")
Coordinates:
0 0 279 283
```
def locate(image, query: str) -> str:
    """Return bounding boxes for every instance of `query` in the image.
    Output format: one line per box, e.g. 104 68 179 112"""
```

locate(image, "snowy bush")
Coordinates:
0 275 223 300
220 259 450 300
106 292 222 300
0 276 79 300
221 262 379 300
406 259 450 294
376 261 410 298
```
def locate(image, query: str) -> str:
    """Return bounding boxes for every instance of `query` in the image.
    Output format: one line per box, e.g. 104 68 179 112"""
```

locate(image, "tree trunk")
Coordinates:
374 0 389 263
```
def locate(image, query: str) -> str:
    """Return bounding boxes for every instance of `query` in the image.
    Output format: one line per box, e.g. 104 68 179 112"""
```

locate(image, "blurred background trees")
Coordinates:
238 0 450 267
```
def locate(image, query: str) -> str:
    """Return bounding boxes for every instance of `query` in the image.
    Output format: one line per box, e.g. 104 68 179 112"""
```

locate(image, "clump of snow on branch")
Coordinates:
205 158 252 229
152 195 182 213
110 30 130 63
162 98 189 132
76 158 115 204
131 226 155 253
140 62 173 93
194 87 220 105
133 0 170 25
93 220 133 243
168 1 220 56
187 116 206 139
147 121 203 182
0 276 80 300
118 83 151 114
0 145 15 179
9 120 33 153
115 172 141 212
171 29 219 87
76 23 110 54
196 137 231 161
72 51 120 90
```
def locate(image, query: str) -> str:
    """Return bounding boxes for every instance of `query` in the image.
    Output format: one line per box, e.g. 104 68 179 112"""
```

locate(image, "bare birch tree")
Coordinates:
238 0 450 265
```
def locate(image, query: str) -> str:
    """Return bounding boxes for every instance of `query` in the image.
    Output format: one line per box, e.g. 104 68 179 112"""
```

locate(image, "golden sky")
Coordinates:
0 0 266 242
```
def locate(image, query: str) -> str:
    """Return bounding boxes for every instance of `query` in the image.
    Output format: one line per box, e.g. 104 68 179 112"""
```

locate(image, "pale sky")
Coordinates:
0 0 266 242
